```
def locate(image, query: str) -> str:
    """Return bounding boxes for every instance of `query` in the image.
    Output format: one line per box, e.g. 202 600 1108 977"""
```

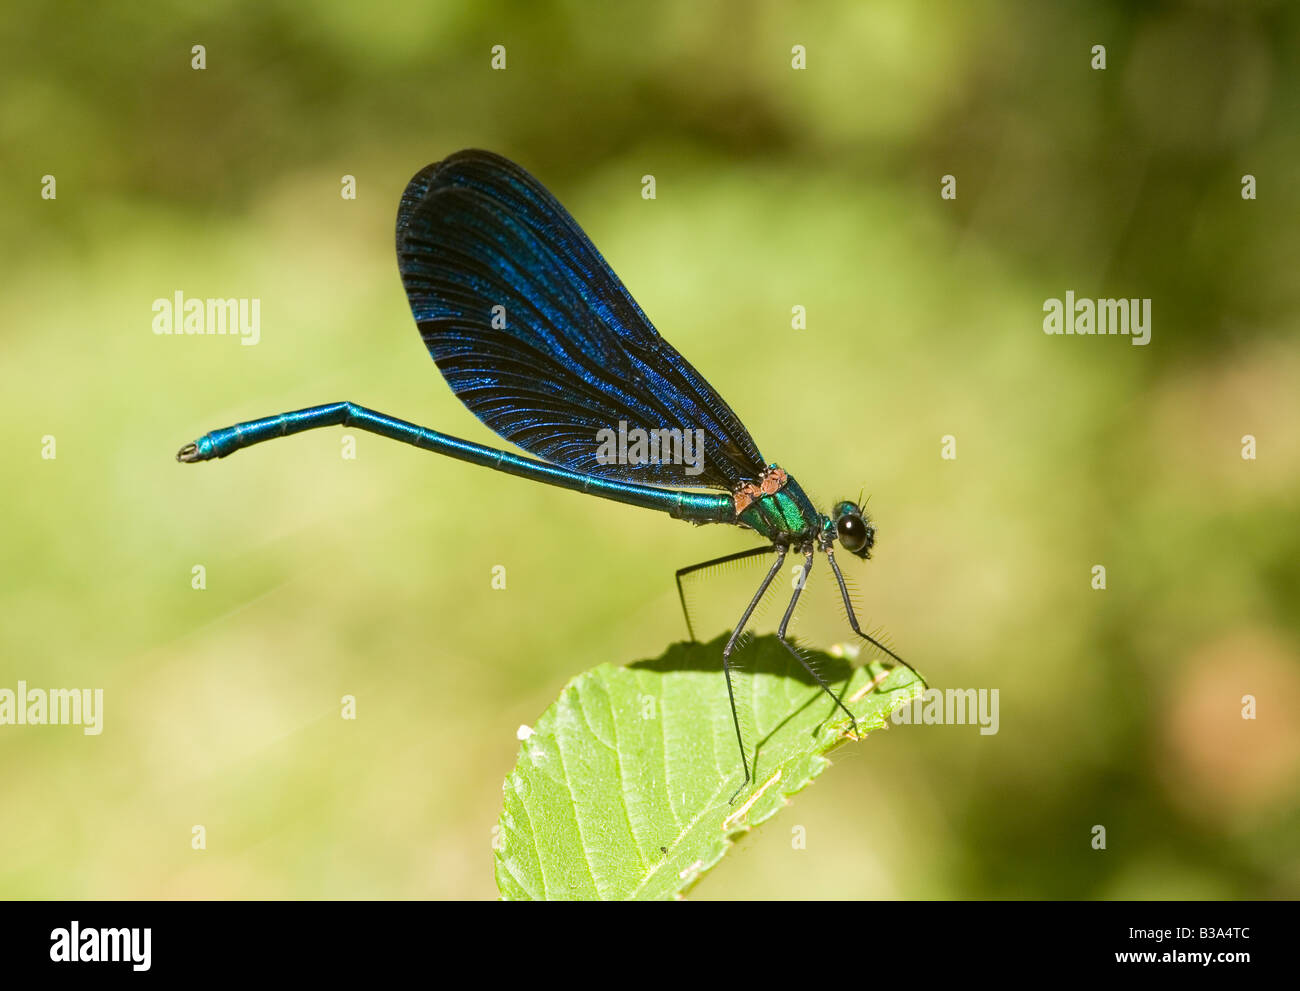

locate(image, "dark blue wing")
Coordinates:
394 149 768 491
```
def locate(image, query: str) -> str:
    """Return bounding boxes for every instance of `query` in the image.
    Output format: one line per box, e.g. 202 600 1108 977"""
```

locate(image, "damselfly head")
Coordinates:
831 500 874 559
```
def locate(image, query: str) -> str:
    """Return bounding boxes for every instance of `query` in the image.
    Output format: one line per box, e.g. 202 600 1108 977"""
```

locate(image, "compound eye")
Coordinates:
836 514 870 554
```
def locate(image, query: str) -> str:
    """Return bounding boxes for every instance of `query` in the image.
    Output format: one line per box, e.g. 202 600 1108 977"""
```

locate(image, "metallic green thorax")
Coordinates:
737 475 827 545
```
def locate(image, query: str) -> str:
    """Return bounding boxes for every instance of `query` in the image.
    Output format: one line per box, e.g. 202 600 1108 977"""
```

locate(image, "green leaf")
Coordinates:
494 633 924 900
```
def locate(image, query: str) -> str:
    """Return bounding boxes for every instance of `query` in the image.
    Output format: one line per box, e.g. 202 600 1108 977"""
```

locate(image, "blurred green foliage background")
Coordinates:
2 0 1297 899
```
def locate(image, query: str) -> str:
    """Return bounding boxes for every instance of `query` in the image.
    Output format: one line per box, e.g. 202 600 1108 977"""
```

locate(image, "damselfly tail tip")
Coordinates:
176 442 200 463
